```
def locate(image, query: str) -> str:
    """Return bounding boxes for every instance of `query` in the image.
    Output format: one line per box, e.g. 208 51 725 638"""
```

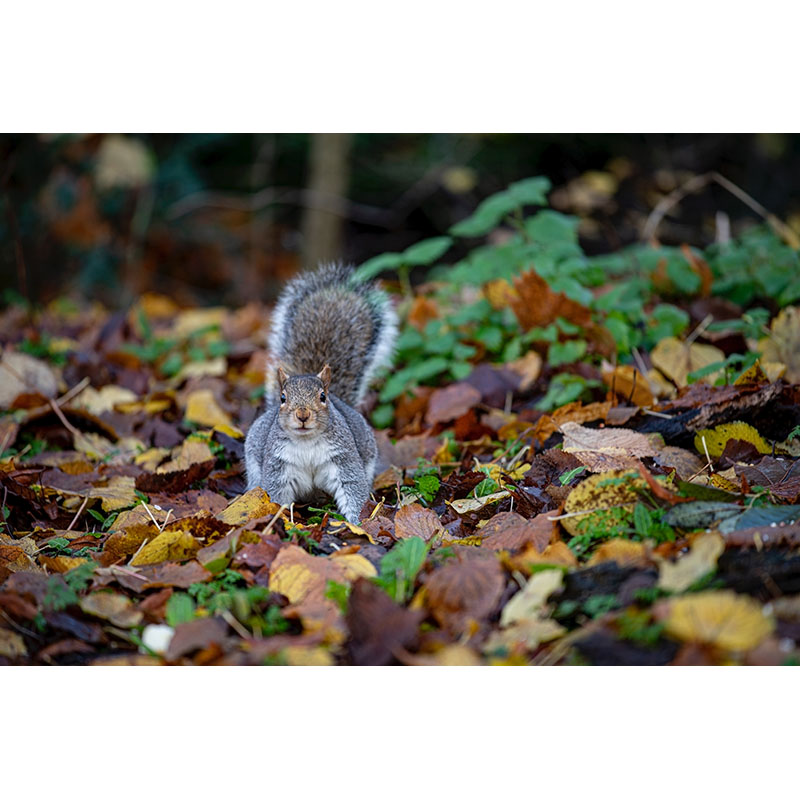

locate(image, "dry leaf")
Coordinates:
651 337 725 387
424 552 505 635
665 590 774 651
425 383 482 425
394 503 445 542
560 421 658 472
130 528 200 566
657 532 724 593
759 305 800 382
500 568 563 627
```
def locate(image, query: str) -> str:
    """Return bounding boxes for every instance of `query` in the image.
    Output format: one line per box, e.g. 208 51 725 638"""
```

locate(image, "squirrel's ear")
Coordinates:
277 366 288 388
317 363 332 390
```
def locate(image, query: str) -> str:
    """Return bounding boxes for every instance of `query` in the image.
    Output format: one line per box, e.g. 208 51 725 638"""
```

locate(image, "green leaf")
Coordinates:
373 538 429 604
325 580 351 614
449 192 520 237
524 209 579 245
371 403 395 429
354 252 405 281
402 236 452 266
507 176 551 206
547 339 587 366
165 592 196 627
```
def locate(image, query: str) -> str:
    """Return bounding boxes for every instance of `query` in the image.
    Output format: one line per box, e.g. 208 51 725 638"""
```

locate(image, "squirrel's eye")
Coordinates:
320 391 326 403
280 393 286 404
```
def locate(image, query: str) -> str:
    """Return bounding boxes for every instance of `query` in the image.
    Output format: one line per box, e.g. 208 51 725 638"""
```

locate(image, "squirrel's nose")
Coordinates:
295 408 311 423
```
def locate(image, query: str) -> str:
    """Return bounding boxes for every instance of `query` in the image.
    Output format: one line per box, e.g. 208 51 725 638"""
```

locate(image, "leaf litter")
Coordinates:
3 183 800 665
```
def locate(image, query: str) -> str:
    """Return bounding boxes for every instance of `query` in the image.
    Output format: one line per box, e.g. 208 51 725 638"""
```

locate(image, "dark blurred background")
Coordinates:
2 133 799 308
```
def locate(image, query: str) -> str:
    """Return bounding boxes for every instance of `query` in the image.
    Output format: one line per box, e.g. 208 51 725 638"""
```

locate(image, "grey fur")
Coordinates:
266 262 397 407
245 263 396 523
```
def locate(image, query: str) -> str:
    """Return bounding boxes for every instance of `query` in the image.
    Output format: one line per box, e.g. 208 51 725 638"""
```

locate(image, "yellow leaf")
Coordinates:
651 336 725 387
329 553 377 581
693 421 771 458
759 305 800 382
657 532 724 593
665 590 774 651
185 389 243 436
130 528 200 566
269 563 318 604
560 469 645 537
282 646 334 666
588 539 648 568
217 488 282 526
73 385 137 415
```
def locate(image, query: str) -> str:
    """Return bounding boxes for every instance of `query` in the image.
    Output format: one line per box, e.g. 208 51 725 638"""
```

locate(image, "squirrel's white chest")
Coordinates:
277 435 339 500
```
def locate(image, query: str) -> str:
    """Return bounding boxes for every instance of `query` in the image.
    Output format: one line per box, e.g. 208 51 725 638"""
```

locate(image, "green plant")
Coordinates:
615 608 665 647
400 462 441 506
325 580 351 614
373 538 429 604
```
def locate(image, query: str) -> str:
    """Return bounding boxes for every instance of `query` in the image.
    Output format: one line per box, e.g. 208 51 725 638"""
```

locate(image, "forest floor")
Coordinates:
2 185 800 666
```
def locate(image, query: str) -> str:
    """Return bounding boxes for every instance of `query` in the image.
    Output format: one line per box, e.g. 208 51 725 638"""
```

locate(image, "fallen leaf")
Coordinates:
79 591 143 627
588 539 649 568
601 364 654 407
448 490 510 514
0 628 27 659
560 421 659 472
651 337 725 387
759 305 800 382
509 269 592 331
393 503 445 542
424 552 505 635
425 383 482 425
185 389 243 437
657 532 724 593
664 590 774 651
217 488 282 526
693 421 771 458
0 351 59 408
346 579 423 665
500 568 563 627
130 528 200 566
479 512 554 553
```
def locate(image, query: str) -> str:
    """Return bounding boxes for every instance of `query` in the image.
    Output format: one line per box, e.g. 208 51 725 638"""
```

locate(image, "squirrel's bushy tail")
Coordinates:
266 262 398 407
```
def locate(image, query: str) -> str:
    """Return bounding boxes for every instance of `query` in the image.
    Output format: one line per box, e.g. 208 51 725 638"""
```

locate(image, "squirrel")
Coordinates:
244 262 398 524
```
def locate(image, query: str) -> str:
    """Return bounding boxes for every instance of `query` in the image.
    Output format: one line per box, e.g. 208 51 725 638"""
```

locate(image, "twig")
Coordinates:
261 504 289 537
700 434 714 474
221 609 252 640
55 377 91 407
47 398 82 440
642 171 800 249
641 409 674 419
66 496 89 532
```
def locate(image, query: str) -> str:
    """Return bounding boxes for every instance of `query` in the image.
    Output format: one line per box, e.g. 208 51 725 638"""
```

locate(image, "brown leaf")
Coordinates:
346 579 423 665
735 457 800 503
138 560 213 589
425 383 482 425
560 421 659 472
479 512 554 553
424 551 505 635
509 269 592 331
233 536 283 570
135 459 215 493
394 503 445 542
166 617 230 661
602 364 654 407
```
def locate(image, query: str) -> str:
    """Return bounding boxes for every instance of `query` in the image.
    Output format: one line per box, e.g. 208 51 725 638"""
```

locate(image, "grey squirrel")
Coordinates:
244 262 398 523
